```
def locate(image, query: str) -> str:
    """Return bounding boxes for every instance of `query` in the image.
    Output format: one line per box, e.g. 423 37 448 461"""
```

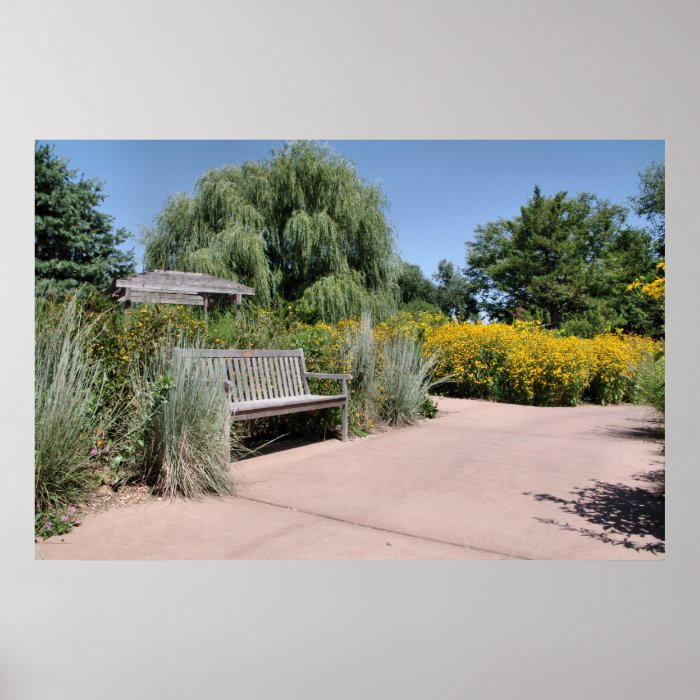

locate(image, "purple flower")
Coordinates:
90 447 99 456
60 514 69 522
44 522 52 530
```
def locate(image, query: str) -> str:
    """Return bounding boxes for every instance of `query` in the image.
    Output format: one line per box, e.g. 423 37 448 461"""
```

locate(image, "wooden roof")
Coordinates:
116 270 255 296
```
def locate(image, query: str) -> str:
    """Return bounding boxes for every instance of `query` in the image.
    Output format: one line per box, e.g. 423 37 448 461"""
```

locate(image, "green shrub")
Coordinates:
35 294 108 511
419 397 439 418
401 299 443 315
634 354 665 416
90 303 207 407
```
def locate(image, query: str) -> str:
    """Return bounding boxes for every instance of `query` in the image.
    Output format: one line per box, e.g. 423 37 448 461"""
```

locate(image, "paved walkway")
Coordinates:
36 398 665 560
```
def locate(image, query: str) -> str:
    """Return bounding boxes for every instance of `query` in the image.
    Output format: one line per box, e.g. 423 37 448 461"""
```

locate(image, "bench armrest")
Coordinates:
304 372 353 380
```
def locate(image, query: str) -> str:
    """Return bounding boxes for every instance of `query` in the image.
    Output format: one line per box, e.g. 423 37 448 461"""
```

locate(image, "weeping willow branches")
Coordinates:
143 141 400 320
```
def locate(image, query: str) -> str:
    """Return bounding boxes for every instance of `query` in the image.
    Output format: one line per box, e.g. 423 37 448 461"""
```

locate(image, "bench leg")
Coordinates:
341 400 349 442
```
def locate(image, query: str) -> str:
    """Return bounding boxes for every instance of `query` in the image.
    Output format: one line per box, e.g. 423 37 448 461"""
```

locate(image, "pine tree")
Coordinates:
35 144 135 291
465 186 659 332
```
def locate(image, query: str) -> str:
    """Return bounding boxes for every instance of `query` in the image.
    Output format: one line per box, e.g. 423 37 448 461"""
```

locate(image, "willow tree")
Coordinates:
143 142 400 321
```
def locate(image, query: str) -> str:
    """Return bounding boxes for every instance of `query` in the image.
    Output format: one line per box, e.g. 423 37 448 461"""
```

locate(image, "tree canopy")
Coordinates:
396 261 437 306
433 259 478 320
465 186 661 334
35 144 135 291
143 141 400 321
630 161 665 257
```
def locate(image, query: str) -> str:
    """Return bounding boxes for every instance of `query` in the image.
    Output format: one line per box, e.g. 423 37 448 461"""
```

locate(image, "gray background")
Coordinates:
1 1 698 698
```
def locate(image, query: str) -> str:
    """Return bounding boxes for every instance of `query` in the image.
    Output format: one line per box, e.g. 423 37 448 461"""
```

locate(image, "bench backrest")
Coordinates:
174 348 310 402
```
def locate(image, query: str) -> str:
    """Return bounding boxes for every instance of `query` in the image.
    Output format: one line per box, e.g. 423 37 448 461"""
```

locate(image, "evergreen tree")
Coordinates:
35 144 135 291
465 186 659 332
144 141 400 321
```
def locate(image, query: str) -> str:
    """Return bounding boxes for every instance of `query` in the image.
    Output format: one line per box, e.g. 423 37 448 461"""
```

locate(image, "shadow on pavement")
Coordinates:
593 421 665 443
524 472 665 554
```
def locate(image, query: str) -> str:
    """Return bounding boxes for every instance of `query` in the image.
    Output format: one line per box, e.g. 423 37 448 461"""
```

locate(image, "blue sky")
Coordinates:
38 140 664 277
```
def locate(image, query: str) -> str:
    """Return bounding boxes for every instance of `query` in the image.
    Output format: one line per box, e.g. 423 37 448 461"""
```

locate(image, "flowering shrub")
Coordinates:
585 333 656 404
90 304 206 402
35 505 81 540
424 321 658 406
373 310 447 344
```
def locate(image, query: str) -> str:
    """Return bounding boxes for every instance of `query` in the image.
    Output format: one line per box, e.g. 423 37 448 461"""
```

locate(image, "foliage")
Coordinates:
35 293 109 511
433 259 478 319
133 350 234 498
376 336 439 426
143 141 400 320
35 506 82 540
373 310 447 343
419 397 439 418
628 260 665 301
35 143 135 292
297 269 396 323
424 320 658 407
634 353 665 416
89 303 207 404
630 161 665 257
340 314 379 432
397 261 438 306
465 186 661 334
401 298 443 315
109 367 176 485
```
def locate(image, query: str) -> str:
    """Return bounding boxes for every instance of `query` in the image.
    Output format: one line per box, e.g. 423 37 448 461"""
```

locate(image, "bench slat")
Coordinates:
292 356 304 396
269 357 281 398
284 356 295 395
287 356 298 396
245 358 256 400
243 358 255 400
177 348 305 359
234 358 248 401
261 357 274 398
231 394 346 419
224 358 238 401
253 357 265 400
276 356 289 397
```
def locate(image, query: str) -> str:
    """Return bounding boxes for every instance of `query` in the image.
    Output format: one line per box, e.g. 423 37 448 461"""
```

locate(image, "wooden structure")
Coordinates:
175 348 353 442
115 270 254 313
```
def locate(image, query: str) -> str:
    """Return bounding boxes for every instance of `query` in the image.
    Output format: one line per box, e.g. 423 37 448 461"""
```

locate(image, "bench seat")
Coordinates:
230 394 347 420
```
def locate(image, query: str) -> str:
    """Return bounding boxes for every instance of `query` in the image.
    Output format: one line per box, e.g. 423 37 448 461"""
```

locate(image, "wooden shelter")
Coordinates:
115 270 255 313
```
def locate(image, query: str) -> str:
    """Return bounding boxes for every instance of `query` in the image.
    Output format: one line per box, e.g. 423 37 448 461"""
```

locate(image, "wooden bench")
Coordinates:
174 348 353 441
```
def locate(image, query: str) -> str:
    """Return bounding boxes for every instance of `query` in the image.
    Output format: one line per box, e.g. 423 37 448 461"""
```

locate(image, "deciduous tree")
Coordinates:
144 141 400 321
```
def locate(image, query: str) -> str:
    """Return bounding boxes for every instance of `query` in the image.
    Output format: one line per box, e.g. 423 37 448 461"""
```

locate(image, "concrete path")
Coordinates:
36 398 665 560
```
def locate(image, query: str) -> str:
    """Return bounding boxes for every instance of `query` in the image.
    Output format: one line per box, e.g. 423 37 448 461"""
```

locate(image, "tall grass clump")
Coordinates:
634 354 665 417
35 294 105 511
341 313 379 430
378 336 439 426
127 347 236 498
